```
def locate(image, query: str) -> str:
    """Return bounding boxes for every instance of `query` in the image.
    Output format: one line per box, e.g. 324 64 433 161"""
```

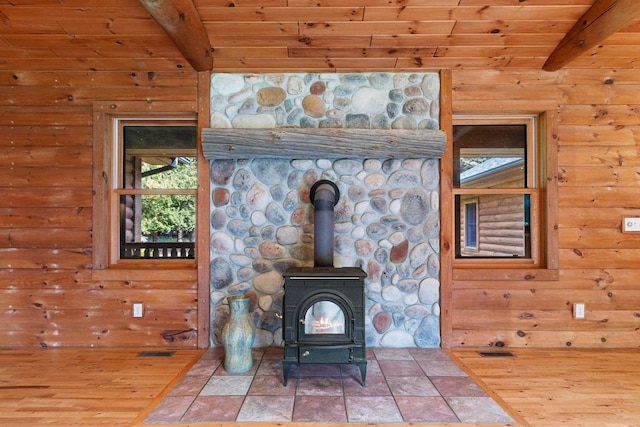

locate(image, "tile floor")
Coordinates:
145 347 514 424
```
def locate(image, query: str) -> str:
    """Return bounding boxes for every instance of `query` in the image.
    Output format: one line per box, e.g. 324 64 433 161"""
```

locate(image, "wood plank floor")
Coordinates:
0 347 638 426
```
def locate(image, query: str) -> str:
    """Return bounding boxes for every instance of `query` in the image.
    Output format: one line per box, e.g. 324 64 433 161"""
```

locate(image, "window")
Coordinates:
112 118 197 262
453 116 540 266
463 199 478 250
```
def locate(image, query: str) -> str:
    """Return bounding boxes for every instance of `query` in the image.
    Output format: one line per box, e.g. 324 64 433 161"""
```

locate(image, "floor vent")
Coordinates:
478 351 516 358
136 351 175 358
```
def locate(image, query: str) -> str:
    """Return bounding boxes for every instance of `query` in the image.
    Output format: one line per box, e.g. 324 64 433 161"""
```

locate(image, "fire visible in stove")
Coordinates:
304 301 345 334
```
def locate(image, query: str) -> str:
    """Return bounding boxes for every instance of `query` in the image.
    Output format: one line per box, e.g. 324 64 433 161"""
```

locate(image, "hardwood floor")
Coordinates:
451 348 640 427
0 348 203 426
0 347 638 426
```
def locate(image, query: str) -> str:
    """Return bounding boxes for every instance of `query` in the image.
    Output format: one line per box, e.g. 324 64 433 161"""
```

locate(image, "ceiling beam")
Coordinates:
543 0 640 72
139 0 212 72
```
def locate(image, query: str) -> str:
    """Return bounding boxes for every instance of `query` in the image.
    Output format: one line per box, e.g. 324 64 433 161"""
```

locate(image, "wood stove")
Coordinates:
282 180 367 386
282 266 367 386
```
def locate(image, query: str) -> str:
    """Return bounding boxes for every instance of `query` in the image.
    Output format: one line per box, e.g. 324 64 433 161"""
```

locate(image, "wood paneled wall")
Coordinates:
450 68 640 348
1 65 640 348
0 69 200 347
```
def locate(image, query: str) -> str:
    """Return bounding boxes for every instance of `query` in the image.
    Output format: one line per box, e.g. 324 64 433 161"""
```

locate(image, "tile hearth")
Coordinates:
145 347 514 424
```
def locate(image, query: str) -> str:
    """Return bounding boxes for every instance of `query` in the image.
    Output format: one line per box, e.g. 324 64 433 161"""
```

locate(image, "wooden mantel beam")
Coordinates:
139 0 212 72
543 0 640 71
201 128 447 160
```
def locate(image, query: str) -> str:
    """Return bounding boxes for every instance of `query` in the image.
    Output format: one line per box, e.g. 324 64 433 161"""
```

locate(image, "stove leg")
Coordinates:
358 363 367 387
282 361 293 386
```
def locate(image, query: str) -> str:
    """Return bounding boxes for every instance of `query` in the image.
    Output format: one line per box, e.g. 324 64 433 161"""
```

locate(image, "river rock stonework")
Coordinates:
209 73 441 349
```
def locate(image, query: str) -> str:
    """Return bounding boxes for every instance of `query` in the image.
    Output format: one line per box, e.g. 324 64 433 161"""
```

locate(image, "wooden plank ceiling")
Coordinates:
1 0 640 73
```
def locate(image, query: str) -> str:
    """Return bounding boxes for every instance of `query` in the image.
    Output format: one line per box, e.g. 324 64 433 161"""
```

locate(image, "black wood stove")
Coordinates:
282 180 367 386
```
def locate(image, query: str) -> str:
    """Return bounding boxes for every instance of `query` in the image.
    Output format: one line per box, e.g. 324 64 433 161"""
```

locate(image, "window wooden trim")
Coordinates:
92 101 198 270
449 112 559 281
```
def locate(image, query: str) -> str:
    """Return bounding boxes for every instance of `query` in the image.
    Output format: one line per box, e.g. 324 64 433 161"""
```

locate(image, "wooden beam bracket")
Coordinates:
543 0 640 71
139 0 213 72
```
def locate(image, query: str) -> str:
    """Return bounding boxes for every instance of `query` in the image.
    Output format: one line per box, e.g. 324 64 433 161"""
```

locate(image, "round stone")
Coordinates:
369 72 391 88
251 211 266 226
410 242 431 268
211 231 234 253
259 241 286 259
265 73 285 86
257 87 286 106
253 270 283 295
414 314 440 347
210 112 231 128
405 304 429 319
421 73 440 99
388 170 420 188
364 159 382 171
372 312 392 333
355 239 376 256
302 95 326 118
345 114 370 128
265 202 286 225
227 219 250 237
210 159 235 186
391 116 417 129
210 257 233 290
229 88 252 104
231 114 276 128
393 74 409 88
419 278 440 305
211 210 227 230
246 182 269 209
230 254 252 267
287 75 305 94
310 81 326 94
390 240 409 263
400 188 430 225
382 285 402 301
212 74 245 96
212 188 230 207
276 226 299 245
403 98 429 116
352 87 387 115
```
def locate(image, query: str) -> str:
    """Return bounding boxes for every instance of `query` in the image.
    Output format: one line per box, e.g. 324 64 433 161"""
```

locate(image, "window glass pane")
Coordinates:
464 202 478 248
455 194 531 258
120 194 195 259
118 123 197 260
122 125 197 190
454 125 527 189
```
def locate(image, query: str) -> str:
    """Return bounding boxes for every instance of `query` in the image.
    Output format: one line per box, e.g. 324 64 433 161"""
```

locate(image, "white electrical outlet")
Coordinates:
573 303 585 319
132 303 144 318
623 217 640 233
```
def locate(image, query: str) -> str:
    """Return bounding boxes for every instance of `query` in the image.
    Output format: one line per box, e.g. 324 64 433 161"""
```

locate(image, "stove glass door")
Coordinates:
304 301 345 334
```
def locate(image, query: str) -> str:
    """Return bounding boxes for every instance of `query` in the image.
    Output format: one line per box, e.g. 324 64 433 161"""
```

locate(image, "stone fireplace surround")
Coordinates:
205 72 444 349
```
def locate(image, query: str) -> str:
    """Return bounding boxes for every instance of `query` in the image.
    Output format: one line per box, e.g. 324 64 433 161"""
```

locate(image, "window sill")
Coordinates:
93 259 196 271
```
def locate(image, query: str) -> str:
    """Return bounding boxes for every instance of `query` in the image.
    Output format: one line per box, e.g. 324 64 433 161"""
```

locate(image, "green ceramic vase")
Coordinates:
222 294 256 373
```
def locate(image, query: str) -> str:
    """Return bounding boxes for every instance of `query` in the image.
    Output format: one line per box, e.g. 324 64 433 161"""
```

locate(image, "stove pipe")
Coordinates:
309 179 340 267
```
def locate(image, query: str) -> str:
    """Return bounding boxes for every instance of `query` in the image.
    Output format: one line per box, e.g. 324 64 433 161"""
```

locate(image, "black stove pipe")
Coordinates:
309 179 340 267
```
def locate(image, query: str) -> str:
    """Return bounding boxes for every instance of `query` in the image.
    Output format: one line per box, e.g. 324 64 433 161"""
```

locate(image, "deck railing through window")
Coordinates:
121 242 195 259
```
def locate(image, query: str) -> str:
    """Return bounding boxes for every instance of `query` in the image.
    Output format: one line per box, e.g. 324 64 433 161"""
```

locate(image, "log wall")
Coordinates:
1 65 640 348
450 69 640 348
0 69 200 347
